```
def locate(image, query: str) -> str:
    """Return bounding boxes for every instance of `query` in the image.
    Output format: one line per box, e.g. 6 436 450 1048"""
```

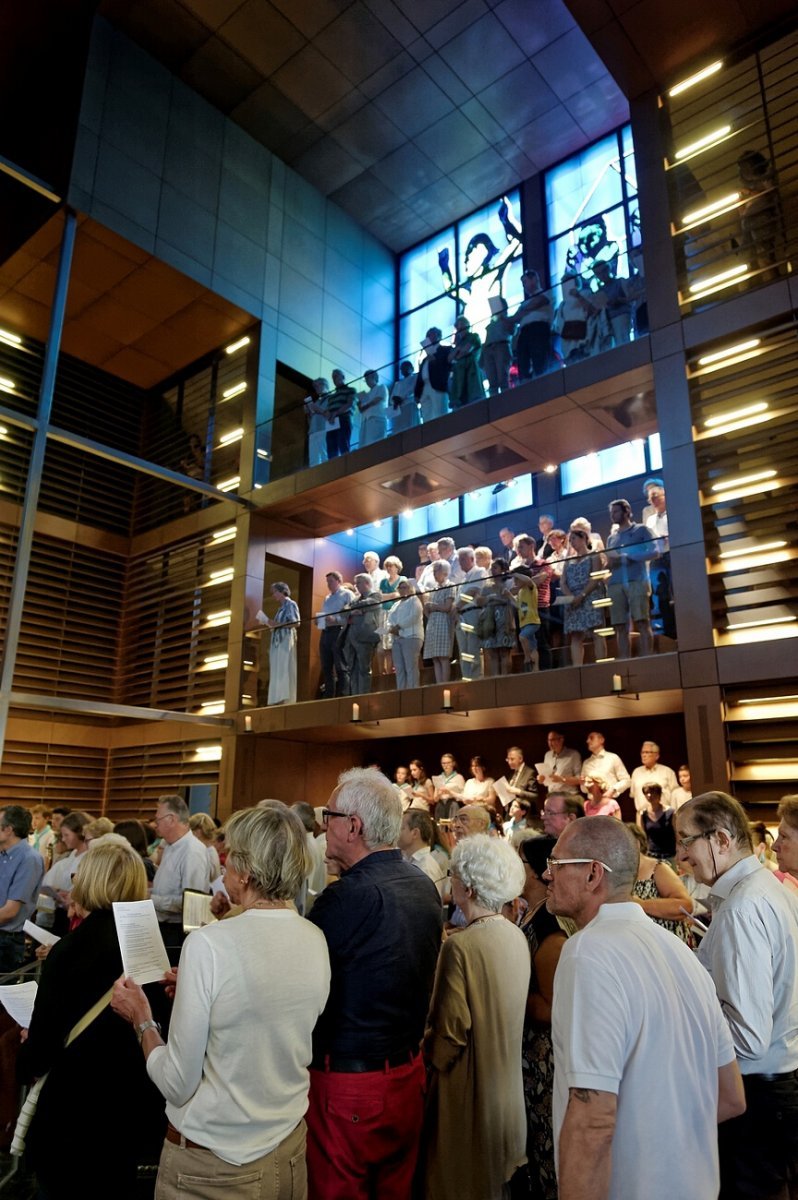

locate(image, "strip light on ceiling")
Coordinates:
719 540 786 560
698 339 761 367
689 263 749 297
727 615 797 632
668 60 723 97
705 401 768 427
222 382 246 400
680 192 741 230
225 336 250 355
674 124 732 161
711 469 776 493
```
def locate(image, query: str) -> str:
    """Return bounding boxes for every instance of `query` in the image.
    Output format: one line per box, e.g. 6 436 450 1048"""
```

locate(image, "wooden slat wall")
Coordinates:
105 741 220 821
0 739 107 810
689 318 798 639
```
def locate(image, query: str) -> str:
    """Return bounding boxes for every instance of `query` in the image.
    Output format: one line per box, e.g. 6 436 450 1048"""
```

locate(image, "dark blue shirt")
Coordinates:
308 848 442 1059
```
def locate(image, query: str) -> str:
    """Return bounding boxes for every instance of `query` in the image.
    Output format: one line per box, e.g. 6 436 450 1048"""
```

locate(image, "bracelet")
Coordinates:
136 1019 161 1044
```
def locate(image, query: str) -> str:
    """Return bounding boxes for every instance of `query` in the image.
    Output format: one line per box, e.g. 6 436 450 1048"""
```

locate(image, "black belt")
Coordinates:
745 1069 798 1083
312 1048 419 1073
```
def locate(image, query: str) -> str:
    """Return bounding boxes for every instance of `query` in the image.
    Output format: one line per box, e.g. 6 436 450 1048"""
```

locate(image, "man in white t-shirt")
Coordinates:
546 816 744 1200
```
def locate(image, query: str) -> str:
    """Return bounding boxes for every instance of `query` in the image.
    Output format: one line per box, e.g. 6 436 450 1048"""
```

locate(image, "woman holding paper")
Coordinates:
19 839 166 1200
111 804 331 1198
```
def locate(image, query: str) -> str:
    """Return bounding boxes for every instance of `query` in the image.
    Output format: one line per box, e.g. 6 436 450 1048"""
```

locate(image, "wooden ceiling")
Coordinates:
0 212 254 388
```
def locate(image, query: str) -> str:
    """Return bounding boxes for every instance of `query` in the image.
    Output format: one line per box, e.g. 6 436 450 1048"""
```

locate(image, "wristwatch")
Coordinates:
136 1019 161 1044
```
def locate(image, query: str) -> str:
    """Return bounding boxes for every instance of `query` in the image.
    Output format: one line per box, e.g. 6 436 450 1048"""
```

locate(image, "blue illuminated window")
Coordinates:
462 475 534 524
545 125 640 311
398 189 524 362
560 441 647 496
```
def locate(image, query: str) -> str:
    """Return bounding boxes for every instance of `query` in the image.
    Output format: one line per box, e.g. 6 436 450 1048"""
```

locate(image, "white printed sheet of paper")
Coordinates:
493 776 514 806
0 981 38 1029
112 899 171 985
23 920 60 947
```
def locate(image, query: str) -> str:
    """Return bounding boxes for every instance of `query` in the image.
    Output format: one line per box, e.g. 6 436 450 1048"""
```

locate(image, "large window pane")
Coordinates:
450 190 524 341
545 133 623 239
561 440 647 496
399 296 458 364
462 474 534 524
400 229 454 316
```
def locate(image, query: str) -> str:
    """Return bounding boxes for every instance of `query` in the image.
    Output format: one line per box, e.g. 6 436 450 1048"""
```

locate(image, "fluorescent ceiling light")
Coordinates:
705 401 767 427
674 124 731 161
711 469 776 493
668 60 723 97
727 615 796 631
698 339 760 367
681 192 741 229
225 336 250 355
222 382 246 399
689 263 749 296
719 540 786 559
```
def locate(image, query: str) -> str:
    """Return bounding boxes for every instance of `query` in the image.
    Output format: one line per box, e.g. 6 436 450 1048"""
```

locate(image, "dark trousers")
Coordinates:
516 322 550 379
719 1071 798 1199
538 607 553 670
0 931 26 976
159 921 186 968
320 626 349 698
326 412 352 458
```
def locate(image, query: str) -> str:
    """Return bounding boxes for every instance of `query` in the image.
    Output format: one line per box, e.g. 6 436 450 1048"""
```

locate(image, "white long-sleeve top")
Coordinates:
147 909 331 1164
388 594 424 641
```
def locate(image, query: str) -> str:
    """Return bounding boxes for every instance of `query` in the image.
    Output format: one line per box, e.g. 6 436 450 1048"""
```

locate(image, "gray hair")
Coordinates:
437 537 455 553
272 580 291 598
334 767 402 850
452 834 525 912
457 546 475 564
561 816 639 895
432 560 451 578
353 573 373 590
157 794 190 824
225 805 310 900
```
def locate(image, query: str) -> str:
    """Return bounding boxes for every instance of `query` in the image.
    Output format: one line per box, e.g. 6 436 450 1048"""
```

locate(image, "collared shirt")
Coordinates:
407 847 447 898
456 565 487 616
606 522 656 585
443 554 465 585
581 748 630 798
539 746 582 793
309 849 442 1060
0 839 45 932
699 855 798 1074
151 829 211 923
629 762 678 812
316 586 354 630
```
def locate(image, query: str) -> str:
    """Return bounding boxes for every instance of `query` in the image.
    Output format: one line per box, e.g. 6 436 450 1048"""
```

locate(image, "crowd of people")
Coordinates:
1 760 796 1200
260 482 673 705
302 262 648 466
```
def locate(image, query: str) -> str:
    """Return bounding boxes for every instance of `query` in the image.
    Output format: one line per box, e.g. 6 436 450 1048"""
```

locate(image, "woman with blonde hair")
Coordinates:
112 804 331 1197
189 811 222 880
19 839 167 1199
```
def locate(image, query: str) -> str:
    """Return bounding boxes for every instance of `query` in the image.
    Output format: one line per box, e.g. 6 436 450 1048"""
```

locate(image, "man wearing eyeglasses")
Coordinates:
151 794 211 960
541 793 584 838
676 791 798 1200
306 768 443 1200
546 816 745 1200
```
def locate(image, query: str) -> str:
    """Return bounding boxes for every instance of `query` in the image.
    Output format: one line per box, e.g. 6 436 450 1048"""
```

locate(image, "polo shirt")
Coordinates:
553 902 735 1200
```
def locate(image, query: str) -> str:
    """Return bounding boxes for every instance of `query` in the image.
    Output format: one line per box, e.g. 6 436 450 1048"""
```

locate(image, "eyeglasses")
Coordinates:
676 830 714 850
321 808 350 826
153 813 174 825
543 808 566 817
546 857 614 873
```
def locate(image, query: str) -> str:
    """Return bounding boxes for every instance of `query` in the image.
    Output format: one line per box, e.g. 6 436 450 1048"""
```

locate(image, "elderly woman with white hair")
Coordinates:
265 580 300 705
422 834 529 1200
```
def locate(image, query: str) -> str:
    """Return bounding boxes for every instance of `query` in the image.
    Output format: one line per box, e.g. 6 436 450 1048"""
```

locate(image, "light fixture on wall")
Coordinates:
222 382 247 400
679 192 741 230
0 327 22 348
668 60 723 98
0 376 16 394
225 336 250 355
688 263 749 298
216 476 241 493
218 428 244 446
673 124 732 162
